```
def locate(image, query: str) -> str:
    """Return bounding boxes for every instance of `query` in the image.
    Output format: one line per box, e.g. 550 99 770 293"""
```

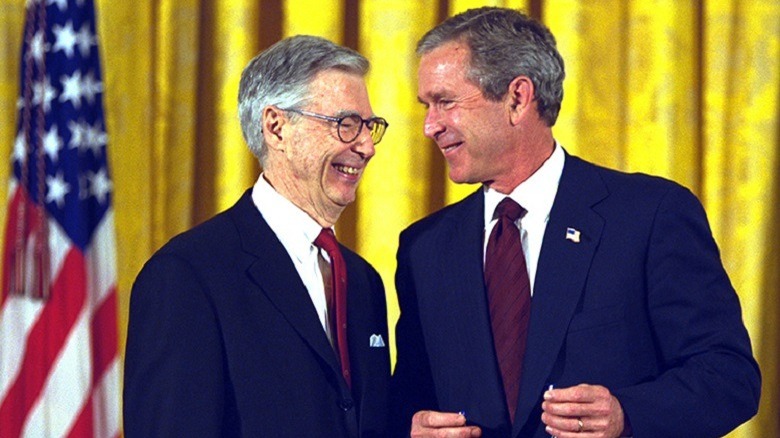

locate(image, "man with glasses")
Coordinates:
390 7 759 438
124 35 390 437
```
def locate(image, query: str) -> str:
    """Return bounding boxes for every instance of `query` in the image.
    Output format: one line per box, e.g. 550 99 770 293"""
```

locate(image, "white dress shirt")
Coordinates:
483 143 565 294
251 174 334 341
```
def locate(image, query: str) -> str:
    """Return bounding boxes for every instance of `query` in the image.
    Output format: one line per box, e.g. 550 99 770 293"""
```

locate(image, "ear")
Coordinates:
262 106 286 150
507 75 535 125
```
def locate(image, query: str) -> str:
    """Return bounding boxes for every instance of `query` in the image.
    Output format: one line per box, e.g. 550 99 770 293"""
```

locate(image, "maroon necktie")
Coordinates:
314 228 351 388
484 198 530 423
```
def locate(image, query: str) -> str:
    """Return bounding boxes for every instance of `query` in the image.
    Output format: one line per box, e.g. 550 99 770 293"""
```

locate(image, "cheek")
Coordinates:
287 148 320 180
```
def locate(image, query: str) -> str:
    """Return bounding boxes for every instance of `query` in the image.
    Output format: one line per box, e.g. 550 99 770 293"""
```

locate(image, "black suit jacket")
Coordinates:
390 153 760 437
124 190 390 437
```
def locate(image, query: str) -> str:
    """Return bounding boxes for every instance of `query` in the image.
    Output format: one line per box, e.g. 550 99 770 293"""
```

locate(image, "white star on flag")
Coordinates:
42 125 63 162
52 21 78 57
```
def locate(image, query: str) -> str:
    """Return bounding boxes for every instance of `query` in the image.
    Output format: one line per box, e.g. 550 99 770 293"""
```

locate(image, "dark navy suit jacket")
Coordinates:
124 190 390 437
390 153 760 437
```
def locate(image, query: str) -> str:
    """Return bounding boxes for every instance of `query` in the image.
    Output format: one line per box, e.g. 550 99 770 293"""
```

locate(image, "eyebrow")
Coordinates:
333 109 361 118
333 109 380 119
418 91 452 105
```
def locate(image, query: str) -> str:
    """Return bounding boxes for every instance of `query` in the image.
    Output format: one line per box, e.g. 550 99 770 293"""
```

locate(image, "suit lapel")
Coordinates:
229 191 346 390
513 155 608 435
441 191 490 333
434 191 511 425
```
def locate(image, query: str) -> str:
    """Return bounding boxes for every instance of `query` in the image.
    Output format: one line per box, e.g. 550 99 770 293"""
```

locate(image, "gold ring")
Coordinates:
577 418 584 433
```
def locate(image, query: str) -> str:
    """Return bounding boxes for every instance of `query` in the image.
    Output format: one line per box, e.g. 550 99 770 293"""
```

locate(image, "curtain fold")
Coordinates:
357 1 439 362
0 0 777 435
284 0 344 40
702 2 780 436
94 0 156 359
205 1 261 214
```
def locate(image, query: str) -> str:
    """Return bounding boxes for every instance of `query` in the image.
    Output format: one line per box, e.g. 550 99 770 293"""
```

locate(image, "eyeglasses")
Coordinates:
282 108 389 144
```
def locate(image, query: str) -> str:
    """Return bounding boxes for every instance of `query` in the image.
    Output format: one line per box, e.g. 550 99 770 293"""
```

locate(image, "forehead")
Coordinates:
418 41 474 97
306 69 371 113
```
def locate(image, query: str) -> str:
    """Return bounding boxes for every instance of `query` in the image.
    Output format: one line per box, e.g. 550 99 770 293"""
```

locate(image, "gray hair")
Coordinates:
417 7 565 126
238 35 369 162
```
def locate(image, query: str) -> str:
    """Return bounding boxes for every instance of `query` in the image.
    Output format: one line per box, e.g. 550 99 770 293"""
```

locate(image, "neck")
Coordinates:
262 172 342 228
487 130 555 194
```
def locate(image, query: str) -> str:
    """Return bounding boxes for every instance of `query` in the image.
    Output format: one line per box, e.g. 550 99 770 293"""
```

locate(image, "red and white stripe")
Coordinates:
0 182 120 438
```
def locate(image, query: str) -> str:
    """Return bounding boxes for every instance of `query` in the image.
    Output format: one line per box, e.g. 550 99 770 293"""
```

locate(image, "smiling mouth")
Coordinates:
334 164 360 175
441 142 462 154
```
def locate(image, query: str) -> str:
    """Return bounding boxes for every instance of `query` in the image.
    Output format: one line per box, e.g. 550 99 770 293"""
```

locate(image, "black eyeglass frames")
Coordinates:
281 108 389 144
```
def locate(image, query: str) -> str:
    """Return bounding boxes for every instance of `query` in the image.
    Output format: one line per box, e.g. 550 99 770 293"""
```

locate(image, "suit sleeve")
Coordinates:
123 253 234 437
612 185 761 437
389 232 439 437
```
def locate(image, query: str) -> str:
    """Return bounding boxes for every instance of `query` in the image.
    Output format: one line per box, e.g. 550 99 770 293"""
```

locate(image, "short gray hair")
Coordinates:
417 7 565 126
238 35 369 162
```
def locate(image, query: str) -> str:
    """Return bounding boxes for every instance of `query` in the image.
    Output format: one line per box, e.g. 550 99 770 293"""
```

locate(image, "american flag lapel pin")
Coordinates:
565 227 581 243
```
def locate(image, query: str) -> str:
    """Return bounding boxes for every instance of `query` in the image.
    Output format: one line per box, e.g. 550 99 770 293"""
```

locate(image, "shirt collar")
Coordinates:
251 173 329 263
483 142 565 226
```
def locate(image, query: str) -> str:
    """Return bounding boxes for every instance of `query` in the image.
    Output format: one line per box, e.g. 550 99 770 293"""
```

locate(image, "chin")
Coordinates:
448 171 472 185
328 192 357 207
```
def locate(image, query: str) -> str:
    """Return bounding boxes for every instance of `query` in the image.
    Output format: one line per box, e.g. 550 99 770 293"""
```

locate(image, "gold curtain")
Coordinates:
0 0 777 436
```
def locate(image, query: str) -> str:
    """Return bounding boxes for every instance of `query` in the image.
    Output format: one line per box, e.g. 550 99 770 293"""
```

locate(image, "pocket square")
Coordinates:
369 334 386 348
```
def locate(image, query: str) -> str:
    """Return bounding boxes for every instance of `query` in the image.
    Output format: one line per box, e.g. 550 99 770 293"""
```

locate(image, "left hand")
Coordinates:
541 384 625 438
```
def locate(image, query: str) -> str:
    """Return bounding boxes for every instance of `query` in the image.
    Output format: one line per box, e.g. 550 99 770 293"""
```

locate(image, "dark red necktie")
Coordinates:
314 228 351 388
484 198 530 423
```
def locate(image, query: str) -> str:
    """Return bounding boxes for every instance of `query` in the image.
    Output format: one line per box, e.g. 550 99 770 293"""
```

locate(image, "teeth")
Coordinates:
335 165 359 175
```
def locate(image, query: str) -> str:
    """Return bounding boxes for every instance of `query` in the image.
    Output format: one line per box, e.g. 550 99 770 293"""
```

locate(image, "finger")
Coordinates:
545 398 620 422
413 410 468 428
544 417 605 438
542 399 593 418
411 424 482 438
543 412 613 437
544 425 601 438
553 384 616 403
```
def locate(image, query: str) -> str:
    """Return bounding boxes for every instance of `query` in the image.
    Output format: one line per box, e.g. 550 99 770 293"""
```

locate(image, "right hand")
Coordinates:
410 410 482 438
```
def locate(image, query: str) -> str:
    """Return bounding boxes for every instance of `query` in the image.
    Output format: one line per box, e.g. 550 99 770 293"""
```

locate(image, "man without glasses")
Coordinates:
390 7 760 438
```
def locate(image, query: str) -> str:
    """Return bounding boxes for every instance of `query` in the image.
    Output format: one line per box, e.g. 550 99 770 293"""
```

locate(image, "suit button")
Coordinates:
339 399 354 411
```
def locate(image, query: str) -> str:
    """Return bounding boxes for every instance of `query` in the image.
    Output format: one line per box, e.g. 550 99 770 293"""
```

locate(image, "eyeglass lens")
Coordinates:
338 115 387 144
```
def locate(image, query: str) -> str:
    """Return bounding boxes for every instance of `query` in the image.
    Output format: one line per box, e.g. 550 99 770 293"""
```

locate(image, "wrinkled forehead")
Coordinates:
306 69 373 116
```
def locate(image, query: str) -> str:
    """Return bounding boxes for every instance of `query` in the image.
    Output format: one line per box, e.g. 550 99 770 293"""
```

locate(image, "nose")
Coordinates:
352 129 376 160
423 108 444 139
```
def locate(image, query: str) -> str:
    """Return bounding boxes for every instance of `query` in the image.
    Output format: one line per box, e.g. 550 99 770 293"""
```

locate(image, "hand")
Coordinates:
410 410 482 438
541 384 625 438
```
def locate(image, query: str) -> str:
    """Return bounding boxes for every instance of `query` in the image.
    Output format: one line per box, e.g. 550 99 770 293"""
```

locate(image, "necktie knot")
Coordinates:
494 198 525 222
315 228 339 255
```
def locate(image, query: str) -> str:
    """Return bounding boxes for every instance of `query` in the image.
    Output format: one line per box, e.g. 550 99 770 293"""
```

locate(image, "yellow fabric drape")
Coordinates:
284 0 344 40
358 1 438 362
623 2 700 188
207 1 261 213
0 1 777 436
0 3 25 249
97 0 202 360
94 0 157 358
547 0 631 168
702 2 780 436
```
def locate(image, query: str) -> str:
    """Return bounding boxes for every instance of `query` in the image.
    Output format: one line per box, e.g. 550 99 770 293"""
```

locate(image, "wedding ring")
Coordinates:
577 418 584 433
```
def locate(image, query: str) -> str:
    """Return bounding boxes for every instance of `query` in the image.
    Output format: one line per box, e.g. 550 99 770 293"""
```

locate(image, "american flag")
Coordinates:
0 0 120 436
